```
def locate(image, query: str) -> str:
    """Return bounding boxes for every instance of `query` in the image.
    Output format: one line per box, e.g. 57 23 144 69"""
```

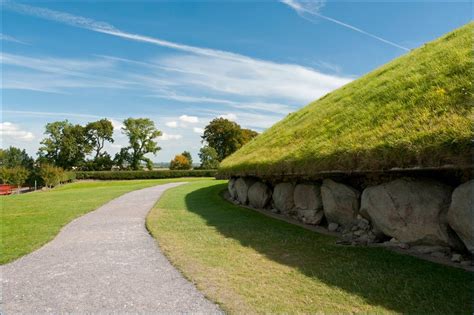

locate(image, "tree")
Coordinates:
8 166 30 192
113 147 132 170
39 164 64 188
38 120 90 169
0 146 34 169
120 118 162 170
182 151 193 166
199 146 220 169
85 119 114 159
169 154 192 170
202 118 258 161
0 167 12 184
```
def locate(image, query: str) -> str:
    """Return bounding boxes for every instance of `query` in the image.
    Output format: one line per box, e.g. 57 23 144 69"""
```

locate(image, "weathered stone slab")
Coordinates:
321 179 360 227
294 184 323 211
235 177 256 205
228 178 237 199
248 182 272 209
273 182 295 214
297 209 324 225
448 180 474 254
360 178 453 246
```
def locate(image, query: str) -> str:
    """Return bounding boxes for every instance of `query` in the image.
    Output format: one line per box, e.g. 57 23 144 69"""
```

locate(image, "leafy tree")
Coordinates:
0 168 12 184
120 118 162 170
182 151 193 166
202 118 258 161
39 164 64 188
83 153 114 171
38 120 90 169
199 146 220 169
169 154 192 170
8 166 30 191
0 146 34 169
85 119 114 159
113 148 132 170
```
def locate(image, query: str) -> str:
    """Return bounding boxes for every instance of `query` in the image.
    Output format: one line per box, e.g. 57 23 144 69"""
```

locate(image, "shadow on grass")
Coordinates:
184 183 473 314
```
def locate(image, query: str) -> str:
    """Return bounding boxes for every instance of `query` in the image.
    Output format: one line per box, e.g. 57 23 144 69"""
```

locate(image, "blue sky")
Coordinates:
1 0 471 162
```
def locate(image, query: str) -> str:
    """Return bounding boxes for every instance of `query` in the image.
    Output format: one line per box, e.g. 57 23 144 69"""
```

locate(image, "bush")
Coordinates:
39 164 65 188
0 166 30 189
170 154 192 170
75 170 217 180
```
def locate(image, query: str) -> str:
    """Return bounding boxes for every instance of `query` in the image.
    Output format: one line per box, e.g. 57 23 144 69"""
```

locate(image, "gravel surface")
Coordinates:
1 183 221 314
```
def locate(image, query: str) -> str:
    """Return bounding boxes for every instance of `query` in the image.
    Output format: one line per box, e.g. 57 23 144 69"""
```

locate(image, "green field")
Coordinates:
147 180 472 314
1 178 210 264
220 23 473 177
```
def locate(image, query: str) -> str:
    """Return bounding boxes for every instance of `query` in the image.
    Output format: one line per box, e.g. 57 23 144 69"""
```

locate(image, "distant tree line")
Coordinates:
1 116 258 188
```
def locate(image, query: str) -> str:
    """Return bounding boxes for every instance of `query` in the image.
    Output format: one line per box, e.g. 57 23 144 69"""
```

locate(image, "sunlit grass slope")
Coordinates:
147 181 472 313
220 23 473 177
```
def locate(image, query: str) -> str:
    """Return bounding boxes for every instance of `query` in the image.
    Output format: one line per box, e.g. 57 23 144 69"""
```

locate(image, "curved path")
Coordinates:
1 183 220 314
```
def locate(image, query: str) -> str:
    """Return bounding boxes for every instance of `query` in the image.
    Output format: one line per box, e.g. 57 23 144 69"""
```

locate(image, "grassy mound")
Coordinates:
220 23 473 177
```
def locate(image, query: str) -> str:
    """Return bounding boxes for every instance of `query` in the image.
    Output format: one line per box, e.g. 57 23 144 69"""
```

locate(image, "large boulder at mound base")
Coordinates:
448 180 474 254
360 178 455 246
248 182 272 209
321 179 360 227
294 184 324 225
235 177 256 205
273 183 295 214
294 184 323 211
228 178 237 200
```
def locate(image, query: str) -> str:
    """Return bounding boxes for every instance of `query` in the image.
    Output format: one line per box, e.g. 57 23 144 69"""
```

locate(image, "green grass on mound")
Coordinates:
1 178 210 264
220 23 473 177
147 180 472 314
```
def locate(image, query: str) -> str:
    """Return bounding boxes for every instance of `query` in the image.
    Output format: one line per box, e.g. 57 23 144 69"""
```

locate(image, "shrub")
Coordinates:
170 154 192 170
39 164 64 188
0 167 13 184
9 166 30 189
75 170 217 180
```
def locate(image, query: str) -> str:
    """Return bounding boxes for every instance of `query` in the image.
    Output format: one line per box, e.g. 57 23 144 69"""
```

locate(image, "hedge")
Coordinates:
75 170 217 180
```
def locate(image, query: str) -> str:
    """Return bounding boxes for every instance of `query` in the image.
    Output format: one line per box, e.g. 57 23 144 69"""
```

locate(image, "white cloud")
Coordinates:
193 127 204 134
156 54 350 104
3 2 353 104
280 0 409 51
110 119 124 131
179 115 199 124
165 121 178 128
0 33 28 45
158 133 183 141
219 113 238 121
0 122 35 141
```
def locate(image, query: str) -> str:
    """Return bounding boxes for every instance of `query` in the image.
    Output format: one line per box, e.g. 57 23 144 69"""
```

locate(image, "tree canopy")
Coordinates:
202 118 258 161
119 118 162 170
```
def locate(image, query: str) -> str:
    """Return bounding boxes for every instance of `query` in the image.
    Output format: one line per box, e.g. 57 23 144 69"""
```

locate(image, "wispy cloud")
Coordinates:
281 0 410 52
3 2 352 104
3 109 121 120
0 33 28 45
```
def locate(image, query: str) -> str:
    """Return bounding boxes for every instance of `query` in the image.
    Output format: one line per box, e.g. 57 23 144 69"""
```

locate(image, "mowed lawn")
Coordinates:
1 178 210 264
147 180 473 314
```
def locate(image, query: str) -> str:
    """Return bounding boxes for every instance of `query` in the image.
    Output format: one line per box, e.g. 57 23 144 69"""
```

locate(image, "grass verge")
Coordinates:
1 178 210 264
147 180 473 314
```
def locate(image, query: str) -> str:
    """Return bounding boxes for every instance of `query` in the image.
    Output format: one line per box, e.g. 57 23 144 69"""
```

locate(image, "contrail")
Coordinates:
281 0 410 52
2 1 263 63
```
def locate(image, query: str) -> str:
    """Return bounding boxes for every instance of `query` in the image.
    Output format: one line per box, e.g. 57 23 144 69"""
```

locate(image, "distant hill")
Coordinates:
220 23 473 177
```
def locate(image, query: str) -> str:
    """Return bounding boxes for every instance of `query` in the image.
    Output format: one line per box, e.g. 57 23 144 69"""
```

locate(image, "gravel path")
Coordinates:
1 183 221 314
